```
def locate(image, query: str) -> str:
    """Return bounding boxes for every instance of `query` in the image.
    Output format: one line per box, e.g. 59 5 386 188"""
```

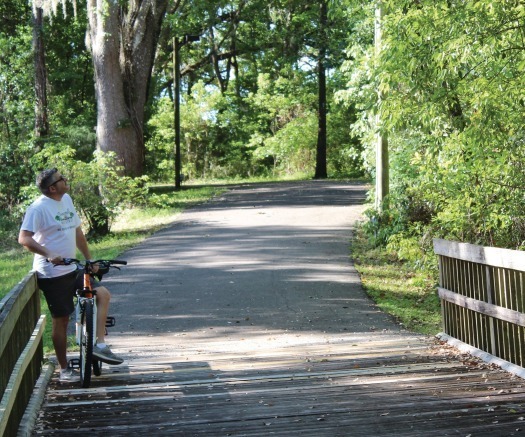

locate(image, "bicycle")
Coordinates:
62 258 127 388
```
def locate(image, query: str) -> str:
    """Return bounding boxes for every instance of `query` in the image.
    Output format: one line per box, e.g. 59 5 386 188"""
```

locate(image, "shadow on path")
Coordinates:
104 180 401 347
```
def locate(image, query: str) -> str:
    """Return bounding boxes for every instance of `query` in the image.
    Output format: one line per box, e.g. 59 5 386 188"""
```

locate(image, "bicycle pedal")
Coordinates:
68 358 80 369
106 316 116 327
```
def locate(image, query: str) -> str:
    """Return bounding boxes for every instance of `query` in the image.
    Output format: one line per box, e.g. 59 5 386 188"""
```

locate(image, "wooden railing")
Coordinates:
0 272 45 437
434 238 525 368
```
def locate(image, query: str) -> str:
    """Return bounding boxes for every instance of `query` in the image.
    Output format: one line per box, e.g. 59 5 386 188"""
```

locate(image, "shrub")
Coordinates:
28 145 148 237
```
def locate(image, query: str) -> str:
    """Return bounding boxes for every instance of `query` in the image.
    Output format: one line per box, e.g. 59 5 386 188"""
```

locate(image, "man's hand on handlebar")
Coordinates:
46 256 98 272
47 254 64 265
45 258 126 279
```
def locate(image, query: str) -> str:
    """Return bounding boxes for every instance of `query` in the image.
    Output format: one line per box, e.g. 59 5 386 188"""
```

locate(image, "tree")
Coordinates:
87 0 172 176
266 0 348 179
340 0 525 255
33 5 48 139
38 0 173 176
142 0 361 181
0 1 35 213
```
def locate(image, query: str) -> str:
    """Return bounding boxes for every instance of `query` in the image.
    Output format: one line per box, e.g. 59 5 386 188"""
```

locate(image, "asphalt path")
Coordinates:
103 180 406 360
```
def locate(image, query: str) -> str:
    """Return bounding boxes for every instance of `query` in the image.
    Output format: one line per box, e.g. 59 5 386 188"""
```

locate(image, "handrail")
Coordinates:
434 238 525 270
0 272 44 436
0 316 45 436
434 238 525 369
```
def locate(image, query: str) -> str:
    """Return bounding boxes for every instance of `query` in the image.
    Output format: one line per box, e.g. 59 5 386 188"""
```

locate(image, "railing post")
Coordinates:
438 255 443 330
484 265 497 356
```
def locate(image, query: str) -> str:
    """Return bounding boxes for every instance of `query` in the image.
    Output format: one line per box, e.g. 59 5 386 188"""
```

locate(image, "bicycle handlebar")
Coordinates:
62 258 127 266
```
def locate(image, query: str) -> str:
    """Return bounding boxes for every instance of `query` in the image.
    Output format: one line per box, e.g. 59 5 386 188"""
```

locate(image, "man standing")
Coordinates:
19 168 123 382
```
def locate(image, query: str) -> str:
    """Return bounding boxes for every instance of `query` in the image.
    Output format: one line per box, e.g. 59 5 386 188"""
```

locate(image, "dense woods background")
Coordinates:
2 0 525 268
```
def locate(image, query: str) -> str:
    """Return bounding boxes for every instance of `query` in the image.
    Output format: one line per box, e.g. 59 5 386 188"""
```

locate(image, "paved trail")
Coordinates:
109 180 402 355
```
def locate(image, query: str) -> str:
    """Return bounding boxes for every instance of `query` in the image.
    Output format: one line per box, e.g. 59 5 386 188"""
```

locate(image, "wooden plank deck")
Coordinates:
32 333 525 436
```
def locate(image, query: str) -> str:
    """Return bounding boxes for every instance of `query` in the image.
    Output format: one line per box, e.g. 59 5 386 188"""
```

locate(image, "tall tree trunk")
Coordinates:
314 0 327 179
86 0 169 177
33 6 49 139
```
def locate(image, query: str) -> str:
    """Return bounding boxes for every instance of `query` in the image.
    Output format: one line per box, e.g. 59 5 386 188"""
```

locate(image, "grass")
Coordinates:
0 249 35 298
351 225 442 335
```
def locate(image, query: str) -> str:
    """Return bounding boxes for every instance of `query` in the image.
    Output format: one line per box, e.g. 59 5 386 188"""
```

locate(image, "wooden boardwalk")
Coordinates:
32 333 525 436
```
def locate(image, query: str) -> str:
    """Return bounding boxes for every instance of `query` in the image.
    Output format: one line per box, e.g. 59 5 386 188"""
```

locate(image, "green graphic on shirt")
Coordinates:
55 211 74 222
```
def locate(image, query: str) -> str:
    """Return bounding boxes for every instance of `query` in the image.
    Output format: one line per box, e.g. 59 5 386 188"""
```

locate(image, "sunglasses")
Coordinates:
46 176 66 189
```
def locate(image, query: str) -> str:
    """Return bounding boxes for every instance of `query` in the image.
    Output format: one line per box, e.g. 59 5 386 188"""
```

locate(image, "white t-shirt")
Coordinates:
20 193 81 278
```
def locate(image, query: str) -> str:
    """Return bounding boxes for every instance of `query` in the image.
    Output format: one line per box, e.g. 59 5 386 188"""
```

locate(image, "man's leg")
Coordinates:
93 286 123 365
52 315 70 369
39 272 80 380
95 285 110 344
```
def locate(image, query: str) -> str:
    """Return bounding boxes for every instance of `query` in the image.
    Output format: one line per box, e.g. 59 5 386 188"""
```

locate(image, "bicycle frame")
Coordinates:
75 272 97 350
62 258 126 387
75 262 98 387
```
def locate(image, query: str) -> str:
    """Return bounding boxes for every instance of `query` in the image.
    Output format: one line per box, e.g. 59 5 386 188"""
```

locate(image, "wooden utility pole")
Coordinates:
314 0 328 179
375 2 389 210
173 34 200 190
173 37 182 190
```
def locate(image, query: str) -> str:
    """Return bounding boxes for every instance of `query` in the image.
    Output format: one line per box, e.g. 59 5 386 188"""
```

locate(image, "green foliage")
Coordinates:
67 152 149 236
145 68 364 182
0 141 35 212
146 0 365 183
351 225 441 335
44 2 95 127
0 26 36 221
327 102 365 178
28 145 149 236
0 27 34 141
338 0 525 256
246 73 316 174
145 97 176 182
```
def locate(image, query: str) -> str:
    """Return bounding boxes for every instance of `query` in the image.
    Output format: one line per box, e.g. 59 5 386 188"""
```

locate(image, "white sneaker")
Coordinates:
59 368 80 382
93 344 124 365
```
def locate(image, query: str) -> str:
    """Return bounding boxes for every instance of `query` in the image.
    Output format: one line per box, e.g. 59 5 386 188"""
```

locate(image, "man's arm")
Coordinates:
18 229 62 264
75 226 92 260
75 227 100 273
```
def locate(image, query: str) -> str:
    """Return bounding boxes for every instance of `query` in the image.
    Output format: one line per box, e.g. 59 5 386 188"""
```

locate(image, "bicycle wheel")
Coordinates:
79 299 94 388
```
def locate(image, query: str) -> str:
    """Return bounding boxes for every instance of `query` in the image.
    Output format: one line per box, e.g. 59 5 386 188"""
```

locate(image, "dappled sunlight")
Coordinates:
285 269 362 283
113 325 418 359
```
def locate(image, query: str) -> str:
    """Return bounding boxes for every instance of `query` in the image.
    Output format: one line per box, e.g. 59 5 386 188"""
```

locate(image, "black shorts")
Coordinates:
38 270 85 318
